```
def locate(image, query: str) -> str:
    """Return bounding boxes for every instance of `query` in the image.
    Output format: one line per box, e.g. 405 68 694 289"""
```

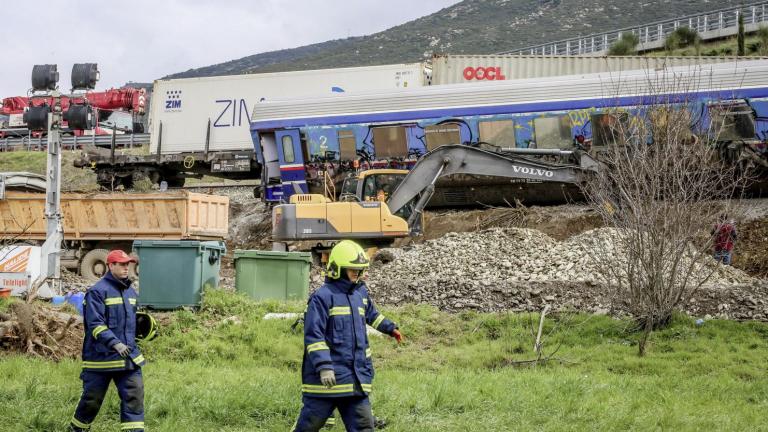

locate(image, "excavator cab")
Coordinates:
360 171 406 202
339 169 408 203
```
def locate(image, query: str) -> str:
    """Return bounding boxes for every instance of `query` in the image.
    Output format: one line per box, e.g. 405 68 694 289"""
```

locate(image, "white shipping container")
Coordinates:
430 54 763 85
251 60 768 124
149 63 427 154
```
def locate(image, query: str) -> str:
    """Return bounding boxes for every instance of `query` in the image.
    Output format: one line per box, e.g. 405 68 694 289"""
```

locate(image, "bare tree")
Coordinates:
580 70 750 356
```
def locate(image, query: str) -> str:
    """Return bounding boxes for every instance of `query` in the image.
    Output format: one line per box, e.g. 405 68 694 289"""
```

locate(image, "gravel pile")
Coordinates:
369 228 753 287
365 228 765 318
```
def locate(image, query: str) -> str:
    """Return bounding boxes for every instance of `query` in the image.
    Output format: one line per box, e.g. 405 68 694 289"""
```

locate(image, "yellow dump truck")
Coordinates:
0 190 229 280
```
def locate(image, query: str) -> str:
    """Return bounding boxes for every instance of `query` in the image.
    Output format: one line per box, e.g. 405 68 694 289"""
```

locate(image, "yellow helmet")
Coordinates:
327 240 370 279
135 311 158 341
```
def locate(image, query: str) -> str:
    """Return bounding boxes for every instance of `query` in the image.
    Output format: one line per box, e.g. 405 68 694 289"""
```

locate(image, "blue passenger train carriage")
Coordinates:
250 59 768 205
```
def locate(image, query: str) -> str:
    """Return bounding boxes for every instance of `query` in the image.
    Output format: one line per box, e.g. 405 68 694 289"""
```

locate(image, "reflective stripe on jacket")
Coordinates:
302 277 396 398
82 271 145 371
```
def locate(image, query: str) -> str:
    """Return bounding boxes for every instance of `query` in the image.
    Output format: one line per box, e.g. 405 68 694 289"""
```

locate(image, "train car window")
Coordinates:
479 119 515 146
648 108 695 142
372 126 408 158
591 113 629 146
424 124 461 150
709 103 756 141
281 135 295 163
338 129 357 161
533 116 572 149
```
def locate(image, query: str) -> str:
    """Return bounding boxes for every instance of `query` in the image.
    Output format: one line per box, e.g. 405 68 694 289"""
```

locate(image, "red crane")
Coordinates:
0 87 147 137
1 87 146 115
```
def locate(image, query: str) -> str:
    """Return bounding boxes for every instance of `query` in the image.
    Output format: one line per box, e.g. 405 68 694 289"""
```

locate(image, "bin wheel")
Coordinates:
80 249 110 282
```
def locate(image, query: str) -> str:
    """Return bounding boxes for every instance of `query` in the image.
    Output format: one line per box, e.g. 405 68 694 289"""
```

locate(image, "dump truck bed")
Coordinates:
0 191 229 241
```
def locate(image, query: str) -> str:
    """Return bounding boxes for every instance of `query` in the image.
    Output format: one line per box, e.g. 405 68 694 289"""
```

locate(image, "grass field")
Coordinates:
0 150 97 192
0 290 767 431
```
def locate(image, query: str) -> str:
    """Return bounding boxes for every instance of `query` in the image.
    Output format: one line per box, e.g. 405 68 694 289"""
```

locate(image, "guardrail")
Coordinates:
500 2 768 56
0 133 150 152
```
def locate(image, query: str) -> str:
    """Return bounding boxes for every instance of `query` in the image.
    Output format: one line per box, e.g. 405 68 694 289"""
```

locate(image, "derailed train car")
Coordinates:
251 59 768 206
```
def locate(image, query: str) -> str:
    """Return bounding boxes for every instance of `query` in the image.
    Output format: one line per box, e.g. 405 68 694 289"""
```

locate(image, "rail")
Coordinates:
0 133 150 152
499 2 768 56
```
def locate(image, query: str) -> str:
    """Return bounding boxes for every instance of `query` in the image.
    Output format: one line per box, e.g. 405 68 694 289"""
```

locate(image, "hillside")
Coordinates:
167 0 726 79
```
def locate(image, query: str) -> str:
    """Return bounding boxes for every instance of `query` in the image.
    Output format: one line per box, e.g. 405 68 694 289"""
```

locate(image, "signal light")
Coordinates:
64 104 95 130
71 63 99 90
23 105 51 130
31 65 59 91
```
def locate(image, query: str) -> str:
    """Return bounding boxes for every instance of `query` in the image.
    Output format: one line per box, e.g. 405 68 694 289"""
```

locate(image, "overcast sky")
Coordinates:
0 0 458 97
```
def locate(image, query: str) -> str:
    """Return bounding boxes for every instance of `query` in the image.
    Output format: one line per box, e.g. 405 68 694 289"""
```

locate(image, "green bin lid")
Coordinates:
133 240 226 251
234 250 311 262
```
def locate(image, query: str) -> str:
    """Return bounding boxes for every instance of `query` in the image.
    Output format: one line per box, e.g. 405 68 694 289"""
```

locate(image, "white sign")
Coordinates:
8 113 25 127
0 245 54 298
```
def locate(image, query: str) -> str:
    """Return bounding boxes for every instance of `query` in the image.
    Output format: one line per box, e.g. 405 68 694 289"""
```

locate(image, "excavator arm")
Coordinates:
386 145 600 233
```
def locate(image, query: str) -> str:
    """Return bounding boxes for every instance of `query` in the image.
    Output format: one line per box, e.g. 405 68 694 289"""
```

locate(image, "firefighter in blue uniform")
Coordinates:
70 250 146 432
294 240 403 432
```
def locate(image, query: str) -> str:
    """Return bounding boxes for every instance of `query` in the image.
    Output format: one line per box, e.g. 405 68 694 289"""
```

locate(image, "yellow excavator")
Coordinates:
271 145 600 251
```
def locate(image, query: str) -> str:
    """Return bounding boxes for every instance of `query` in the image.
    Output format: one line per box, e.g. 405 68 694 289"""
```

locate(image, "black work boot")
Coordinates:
69 424 88 432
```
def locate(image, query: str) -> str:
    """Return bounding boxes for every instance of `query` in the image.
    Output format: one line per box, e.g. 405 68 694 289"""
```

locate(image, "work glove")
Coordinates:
319 368 336 388
113 342 130 358
391 329 404 344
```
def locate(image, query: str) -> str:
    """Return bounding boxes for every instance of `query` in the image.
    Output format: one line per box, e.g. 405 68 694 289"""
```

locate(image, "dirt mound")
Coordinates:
414 204 603 243
732 216 768 279
0 302 83 360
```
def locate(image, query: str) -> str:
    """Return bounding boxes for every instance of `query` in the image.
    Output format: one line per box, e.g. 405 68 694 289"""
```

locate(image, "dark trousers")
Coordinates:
294 395 374 432
71 369 144 431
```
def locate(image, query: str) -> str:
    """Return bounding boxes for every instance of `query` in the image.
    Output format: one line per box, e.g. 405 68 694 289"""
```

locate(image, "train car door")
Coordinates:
256 131 284 202
275 129 308 201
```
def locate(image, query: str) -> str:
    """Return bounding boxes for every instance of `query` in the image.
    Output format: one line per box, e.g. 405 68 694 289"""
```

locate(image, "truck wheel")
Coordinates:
80 249 109 282
129 261 139 280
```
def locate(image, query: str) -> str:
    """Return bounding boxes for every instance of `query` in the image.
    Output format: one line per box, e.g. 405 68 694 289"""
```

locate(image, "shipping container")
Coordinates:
429 54 763 85
148 63 427 154
252 60 768 123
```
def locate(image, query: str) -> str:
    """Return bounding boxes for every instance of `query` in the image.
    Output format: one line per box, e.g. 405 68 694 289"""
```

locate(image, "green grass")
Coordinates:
646 33 768 57
1 289 767 431
0 150 98 192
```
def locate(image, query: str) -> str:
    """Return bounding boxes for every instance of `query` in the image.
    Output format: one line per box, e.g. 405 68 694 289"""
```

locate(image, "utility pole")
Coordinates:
40 90 64 288
25 63 98 299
